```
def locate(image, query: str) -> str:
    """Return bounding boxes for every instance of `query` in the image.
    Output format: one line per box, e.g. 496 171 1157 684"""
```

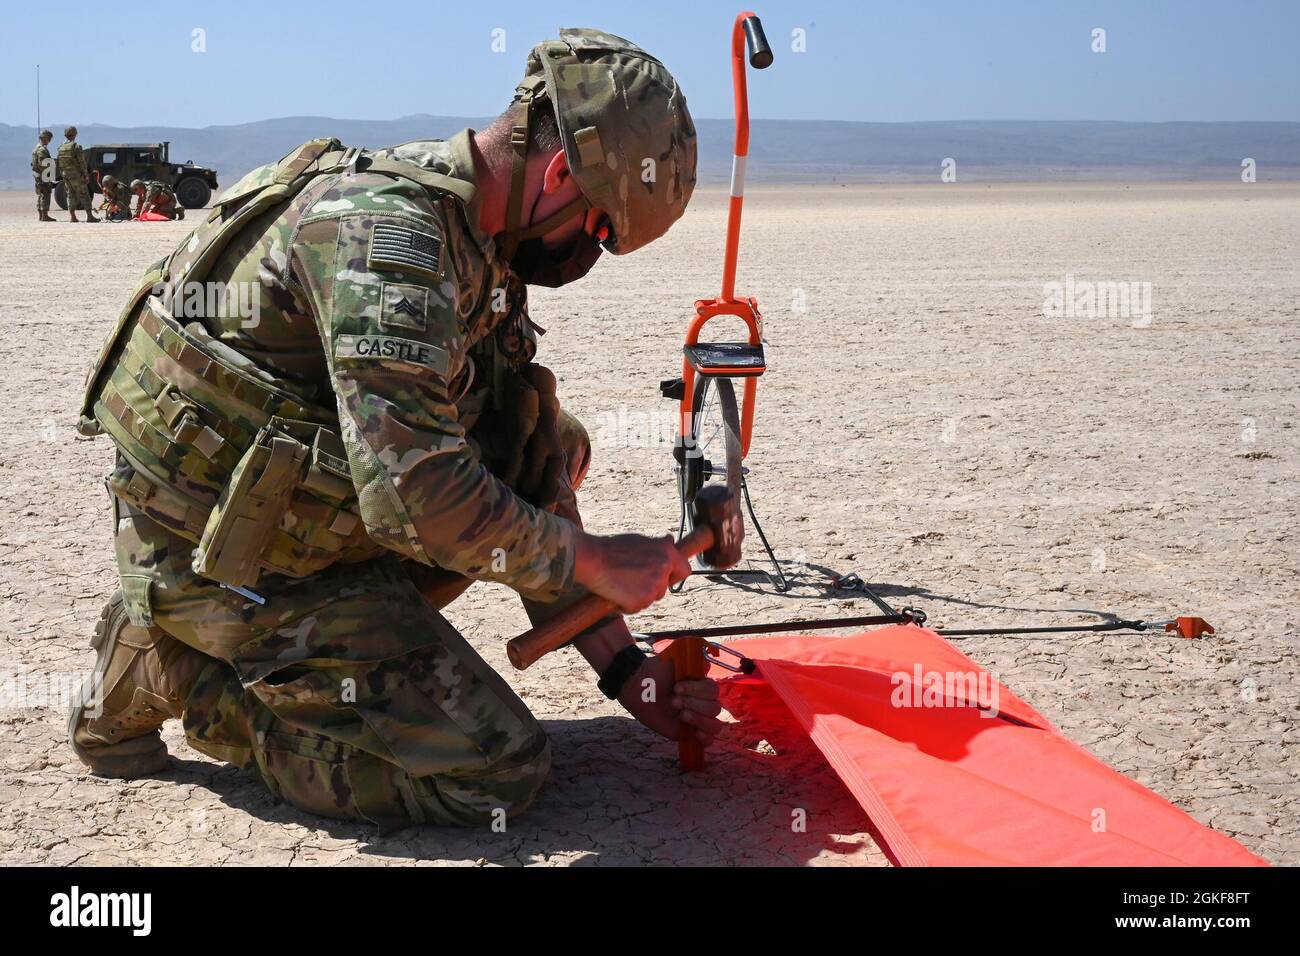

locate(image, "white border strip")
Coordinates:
729 154 746 198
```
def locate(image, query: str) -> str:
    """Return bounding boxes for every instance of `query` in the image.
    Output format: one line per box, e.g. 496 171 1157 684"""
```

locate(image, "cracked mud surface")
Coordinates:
1 183 1295 865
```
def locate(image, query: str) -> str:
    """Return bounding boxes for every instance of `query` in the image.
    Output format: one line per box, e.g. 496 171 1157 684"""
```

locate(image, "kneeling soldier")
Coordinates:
99 176 134 221
71 28 719 829
131 179 184 220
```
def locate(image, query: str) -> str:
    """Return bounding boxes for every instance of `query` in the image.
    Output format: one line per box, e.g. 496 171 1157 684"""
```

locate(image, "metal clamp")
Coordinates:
705 641 757 674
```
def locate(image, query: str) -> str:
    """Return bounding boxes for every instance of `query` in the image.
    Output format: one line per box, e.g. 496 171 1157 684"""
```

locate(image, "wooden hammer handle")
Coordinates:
506 525 715 670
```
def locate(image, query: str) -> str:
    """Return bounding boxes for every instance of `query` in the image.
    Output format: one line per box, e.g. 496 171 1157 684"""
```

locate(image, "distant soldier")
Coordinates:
31 130 55 222
99 176 133 221
131 179 185 220
57 126 99 223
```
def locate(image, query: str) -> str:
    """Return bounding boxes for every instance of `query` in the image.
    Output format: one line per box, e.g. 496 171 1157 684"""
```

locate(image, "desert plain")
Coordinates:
0 181 1296 865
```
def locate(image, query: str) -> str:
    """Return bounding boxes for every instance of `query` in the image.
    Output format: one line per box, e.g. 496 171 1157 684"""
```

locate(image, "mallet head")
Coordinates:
691 485 744 568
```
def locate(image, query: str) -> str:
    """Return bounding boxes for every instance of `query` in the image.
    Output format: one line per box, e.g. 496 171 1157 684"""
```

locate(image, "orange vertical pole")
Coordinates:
720 11 755 302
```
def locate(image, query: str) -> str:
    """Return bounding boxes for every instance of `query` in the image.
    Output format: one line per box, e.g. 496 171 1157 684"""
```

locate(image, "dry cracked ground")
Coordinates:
0 182 1296 866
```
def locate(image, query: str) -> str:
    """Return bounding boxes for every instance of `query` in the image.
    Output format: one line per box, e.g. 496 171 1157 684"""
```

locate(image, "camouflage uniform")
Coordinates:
58 139 92 212
32 140 54 216
139 180 183 219
100 179 134 220
85 135 586 826
74 29 694 828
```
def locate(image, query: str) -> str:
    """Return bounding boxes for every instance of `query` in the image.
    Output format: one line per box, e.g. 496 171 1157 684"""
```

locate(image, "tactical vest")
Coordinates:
79 138 479 590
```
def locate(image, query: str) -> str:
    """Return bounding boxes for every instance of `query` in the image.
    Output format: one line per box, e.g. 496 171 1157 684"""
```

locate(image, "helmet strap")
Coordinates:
514 196 589 243
499 76 589 258
501 77 543 260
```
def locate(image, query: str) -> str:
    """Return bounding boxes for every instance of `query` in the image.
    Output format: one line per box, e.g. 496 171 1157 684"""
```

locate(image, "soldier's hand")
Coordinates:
574 532 691 614
617 655 725 746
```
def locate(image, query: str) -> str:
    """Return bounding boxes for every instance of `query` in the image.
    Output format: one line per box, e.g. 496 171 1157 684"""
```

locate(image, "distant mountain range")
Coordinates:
3 116 1297 189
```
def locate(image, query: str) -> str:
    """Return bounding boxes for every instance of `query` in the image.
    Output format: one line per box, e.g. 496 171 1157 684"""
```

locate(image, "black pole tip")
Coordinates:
743 16 774 69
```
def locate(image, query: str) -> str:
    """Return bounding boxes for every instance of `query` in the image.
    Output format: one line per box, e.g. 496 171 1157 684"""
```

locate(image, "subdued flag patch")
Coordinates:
368 222 443 278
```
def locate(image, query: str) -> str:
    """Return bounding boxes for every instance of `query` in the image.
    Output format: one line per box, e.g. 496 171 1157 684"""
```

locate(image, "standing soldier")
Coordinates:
130 178 185 220
58 126 99 223
32 130 56 222
69 28 715 829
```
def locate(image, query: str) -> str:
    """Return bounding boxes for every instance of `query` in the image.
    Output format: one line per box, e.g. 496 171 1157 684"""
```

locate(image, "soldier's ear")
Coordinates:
541 150 571 195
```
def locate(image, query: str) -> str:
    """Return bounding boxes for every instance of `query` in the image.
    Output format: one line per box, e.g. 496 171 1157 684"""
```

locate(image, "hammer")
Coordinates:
505 485 744 671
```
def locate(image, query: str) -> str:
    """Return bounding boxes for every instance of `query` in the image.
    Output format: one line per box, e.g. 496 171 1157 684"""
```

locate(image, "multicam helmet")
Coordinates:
506 28 697 256
64 126 77 138
130 179 144 191
102 175 117 187
40 129 52 141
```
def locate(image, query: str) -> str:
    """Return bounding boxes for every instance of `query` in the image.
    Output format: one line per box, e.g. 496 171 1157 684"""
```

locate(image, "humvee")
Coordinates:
54 141 219 210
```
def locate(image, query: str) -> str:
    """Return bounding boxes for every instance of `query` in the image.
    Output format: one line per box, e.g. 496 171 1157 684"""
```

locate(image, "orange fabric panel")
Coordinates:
711 626 1266 866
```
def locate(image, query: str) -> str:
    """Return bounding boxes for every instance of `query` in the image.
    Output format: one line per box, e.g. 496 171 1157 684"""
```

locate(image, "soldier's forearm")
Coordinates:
571 616 635 675
520 566 630 677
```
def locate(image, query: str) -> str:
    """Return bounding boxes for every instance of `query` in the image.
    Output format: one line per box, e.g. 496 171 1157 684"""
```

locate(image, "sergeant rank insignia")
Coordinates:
368 222 443 278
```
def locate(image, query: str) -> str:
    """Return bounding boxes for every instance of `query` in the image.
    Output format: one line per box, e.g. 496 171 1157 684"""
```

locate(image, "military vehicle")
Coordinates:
54 141 219 210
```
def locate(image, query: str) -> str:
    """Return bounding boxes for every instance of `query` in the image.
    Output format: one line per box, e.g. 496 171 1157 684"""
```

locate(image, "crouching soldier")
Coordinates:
70 29 716 829
131 179 185 220
99 176 134 221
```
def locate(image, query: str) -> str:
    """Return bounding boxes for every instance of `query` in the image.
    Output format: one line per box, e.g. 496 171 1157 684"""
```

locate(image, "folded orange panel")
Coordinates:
136 211 170 221
710 626 1265 866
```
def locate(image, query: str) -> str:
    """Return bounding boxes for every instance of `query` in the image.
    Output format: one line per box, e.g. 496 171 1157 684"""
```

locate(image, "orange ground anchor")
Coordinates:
1166 616 1216 639
659 637 709 772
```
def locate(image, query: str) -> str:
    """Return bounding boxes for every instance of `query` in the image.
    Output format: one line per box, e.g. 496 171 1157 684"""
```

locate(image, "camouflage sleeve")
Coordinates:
72 144 87 176
290 172 577 602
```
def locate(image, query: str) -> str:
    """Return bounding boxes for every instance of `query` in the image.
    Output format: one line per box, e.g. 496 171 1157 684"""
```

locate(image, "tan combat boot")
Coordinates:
39 212 56 222
85 209 101 223
69 211 79 222
68 591 206 777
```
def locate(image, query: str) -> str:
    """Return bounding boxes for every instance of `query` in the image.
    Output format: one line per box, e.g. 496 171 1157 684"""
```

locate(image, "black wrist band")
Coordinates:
597 644 648 700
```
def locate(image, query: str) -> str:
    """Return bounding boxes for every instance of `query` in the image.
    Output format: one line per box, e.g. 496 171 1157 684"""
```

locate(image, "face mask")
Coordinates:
509 230 604 287
500 182 605 287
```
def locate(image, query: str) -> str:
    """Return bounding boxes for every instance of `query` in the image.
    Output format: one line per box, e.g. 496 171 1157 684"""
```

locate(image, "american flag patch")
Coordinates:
368 222 443 278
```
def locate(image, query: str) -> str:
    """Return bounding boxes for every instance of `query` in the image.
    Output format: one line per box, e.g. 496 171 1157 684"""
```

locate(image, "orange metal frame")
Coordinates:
679 10 766 461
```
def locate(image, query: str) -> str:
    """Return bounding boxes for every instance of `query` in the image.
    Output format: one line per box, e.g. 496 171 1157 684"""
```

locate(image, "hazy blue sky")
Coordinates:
2 0 1296 128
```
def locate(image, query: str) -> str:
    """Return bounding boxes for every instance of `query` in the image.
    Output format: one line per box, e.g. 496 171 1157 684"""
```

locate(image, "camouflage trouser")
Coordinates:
108 408 590 829
63 175 91 212
152 197 182 220
35 181 51 214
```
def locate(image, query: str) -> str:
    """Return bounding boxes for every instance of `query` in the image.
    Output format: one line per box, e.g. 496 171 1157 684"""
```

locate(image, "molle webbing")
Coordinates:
80 137 392 585
134 300 323 426
90 301 379 583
